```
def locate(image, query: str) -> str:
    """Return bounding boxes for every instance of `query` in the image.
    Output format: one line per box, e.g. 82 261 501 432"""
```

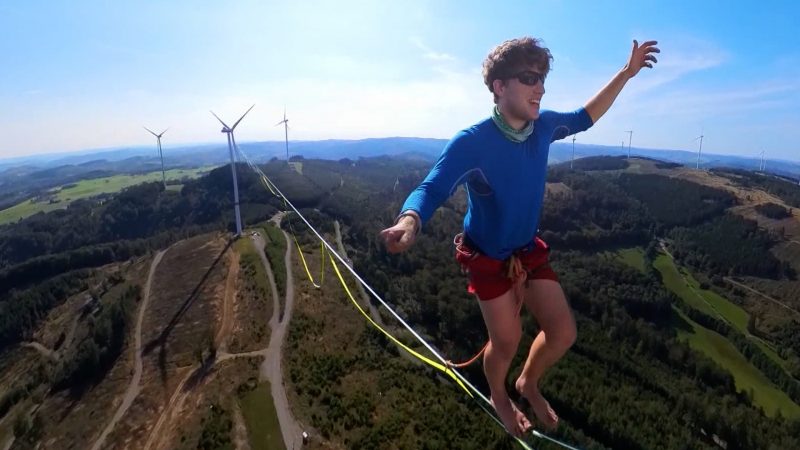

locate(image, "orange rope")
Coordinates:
446 257 527 369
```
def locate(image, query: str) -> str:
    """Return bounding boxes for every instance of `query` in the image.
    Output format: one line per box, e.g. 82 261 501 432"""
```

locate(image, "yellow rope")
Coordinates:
293 235 324 289
235 150 545 450
327 253 472 396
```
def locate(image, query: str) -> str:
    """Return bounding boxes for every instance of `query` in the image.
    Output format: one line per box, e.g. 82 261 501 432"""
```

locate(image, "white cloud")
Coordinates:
620 38 730 97
410 36 458 63
624 78 799 119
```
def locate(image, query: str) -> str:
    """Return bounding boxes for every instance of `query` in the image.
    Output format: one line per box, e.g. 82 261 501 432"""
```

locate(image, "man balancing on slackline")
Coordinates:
380 37 659 436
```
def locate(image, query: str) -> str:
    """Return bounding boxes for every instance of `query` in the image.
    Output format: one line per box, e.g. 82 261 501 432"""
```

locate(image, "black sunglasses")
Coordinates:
509 70 545 86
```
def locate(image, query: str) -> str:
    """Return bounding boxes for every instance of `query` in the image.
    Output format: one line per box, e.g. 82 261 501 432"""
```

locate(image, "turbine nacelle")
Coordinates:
143 125 168 187
143 126 169 139
211 104 254 134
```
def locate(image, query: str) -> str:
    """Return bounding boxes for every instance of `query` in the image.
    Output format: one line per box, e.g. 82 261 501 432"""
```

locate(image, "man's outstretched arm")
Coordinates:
584 40 659 124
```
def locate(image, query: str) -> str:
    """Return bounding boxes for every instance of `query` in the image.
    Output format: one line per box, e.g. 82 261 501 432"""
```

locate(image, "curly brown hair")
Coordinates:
482 37 552 103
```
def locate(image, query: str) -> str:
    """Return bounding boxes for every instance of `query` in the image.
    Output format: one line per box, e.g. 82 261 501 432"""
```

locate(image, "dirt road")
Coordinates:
90 249 166 450
724 277 800 317
21 341 57 361
256 223 303 450
216 250 239 354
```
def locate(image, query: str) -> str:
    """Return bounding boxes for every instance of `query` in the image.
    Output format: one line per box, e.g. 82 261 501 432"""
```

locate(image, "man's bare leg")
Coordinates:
478 289 532 437
514 279 576 430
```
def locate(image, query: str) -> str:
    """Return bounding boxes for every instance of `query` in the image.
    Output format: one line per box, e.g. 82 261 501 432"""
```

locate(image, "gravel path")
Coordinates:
90 249 166 450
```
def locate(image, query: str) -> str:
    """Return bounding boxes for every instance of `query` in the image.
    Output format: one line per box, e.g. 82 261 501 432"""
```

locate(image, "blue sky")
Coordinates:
1 0 798 161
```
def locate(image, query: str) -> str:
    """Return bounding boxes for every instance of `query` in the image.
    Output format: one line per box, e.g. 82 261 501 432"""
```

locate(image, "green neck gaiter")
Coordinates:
491 105 534 143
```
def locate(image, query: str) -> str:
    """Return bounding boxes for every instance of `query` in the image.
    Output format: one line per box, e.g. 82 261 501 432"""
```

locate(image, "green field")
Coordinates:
654 253 788 368
673 307 800 418
655 252 799 416
239 382 285 450
615 247 647 273
0 167 213 225
654 253 718 317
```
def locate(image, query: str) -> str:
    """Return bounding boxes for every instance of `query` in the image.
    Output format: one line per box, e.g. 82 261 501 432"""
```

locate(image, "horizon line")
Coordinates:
2 136 798 165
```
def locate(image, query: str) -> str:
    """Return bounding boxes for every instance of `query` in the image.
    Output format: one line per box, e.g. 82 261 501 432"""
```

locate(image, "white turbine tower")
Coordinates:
210 104 254 237
759 150 765 172
625 130 633 159
143 126 168 188
276 108 290 163
571 135 576 170
695 130 705 170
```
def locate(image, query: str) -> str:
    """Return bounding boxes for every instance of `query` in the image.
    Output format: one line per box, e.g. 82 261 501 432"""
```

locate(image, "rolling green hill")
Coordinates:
0 167 213 225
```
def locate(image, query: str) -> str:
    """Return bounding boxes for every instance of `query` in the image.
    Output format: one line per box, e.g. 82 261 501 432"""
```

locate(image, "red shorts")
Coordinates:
454 233 558 301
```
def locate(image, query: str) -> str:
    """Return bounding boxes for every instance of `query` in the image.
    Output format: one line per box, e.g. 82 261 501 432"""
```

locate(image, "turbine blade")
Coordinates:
159 127 169 137
274 119 285 126
143 126 158 137
231 104 255 130
210 110 230 130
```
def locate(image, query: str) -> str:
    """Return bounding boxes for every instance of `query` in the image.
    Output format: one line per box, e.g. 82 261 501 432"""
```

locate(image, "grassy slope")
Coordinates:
673 307 800 418
0 167 212 224
655 253 800 418
654 254 718 317
655 254 788 368
240 383 285 450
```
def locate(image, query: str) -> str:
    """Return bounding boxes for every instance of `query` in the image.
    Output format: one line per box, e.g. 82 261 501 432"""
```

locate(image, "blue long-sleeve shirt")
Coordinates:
401 108 593 260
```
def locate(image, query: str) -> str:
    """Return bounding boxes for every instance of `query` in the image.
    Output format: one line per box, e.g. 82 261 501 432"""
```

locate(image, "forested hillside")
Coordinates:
1 155 799 449
322 157 800 449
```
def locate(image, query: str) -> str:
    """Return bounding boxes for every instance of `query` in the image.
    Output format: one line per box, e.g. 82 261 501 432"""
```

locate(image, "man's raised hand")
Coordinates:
625 40 659 78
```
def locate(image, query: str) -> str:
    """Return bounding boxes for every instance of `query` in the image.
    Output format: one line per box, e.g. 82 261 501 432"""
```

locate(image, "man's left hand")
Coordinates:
624 40 659 78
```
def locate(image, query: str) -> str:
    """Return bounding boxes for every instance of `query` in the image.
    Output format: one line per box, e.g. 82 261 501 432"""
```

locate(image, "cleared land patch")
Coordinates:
0 167 212 224
673 308 800 418
101 234 229 449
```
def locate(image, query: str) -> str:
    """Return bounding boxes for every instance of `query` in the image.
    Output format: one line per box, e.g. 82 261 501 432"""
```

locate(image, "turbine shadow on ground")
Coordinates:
142 239 233 382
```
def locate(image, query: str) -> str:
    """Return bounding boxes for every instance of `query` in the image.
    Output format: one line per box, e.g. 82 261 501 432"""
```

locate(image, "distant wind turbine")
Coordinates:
695 130 705 170
571 135 576 170
275 108 289 163
625 130 633 159
210 104 255 237
143 126 168 188
759 149 765 172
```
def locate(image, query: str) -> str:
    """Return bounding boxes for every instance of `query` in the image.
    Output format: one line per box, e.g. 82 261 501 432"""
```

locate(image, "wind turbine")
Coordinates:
759 150 765 172
143 126 168 188
571 135 576 170
625 130 633 159
275 108 289 163
695 130 705 170
210 104 255 237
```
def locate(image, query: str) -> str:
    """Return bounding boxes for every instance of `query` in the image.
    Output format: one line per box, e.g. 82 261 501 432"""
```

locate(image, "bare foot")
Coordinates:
515 378 558 430
490 395 532 437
